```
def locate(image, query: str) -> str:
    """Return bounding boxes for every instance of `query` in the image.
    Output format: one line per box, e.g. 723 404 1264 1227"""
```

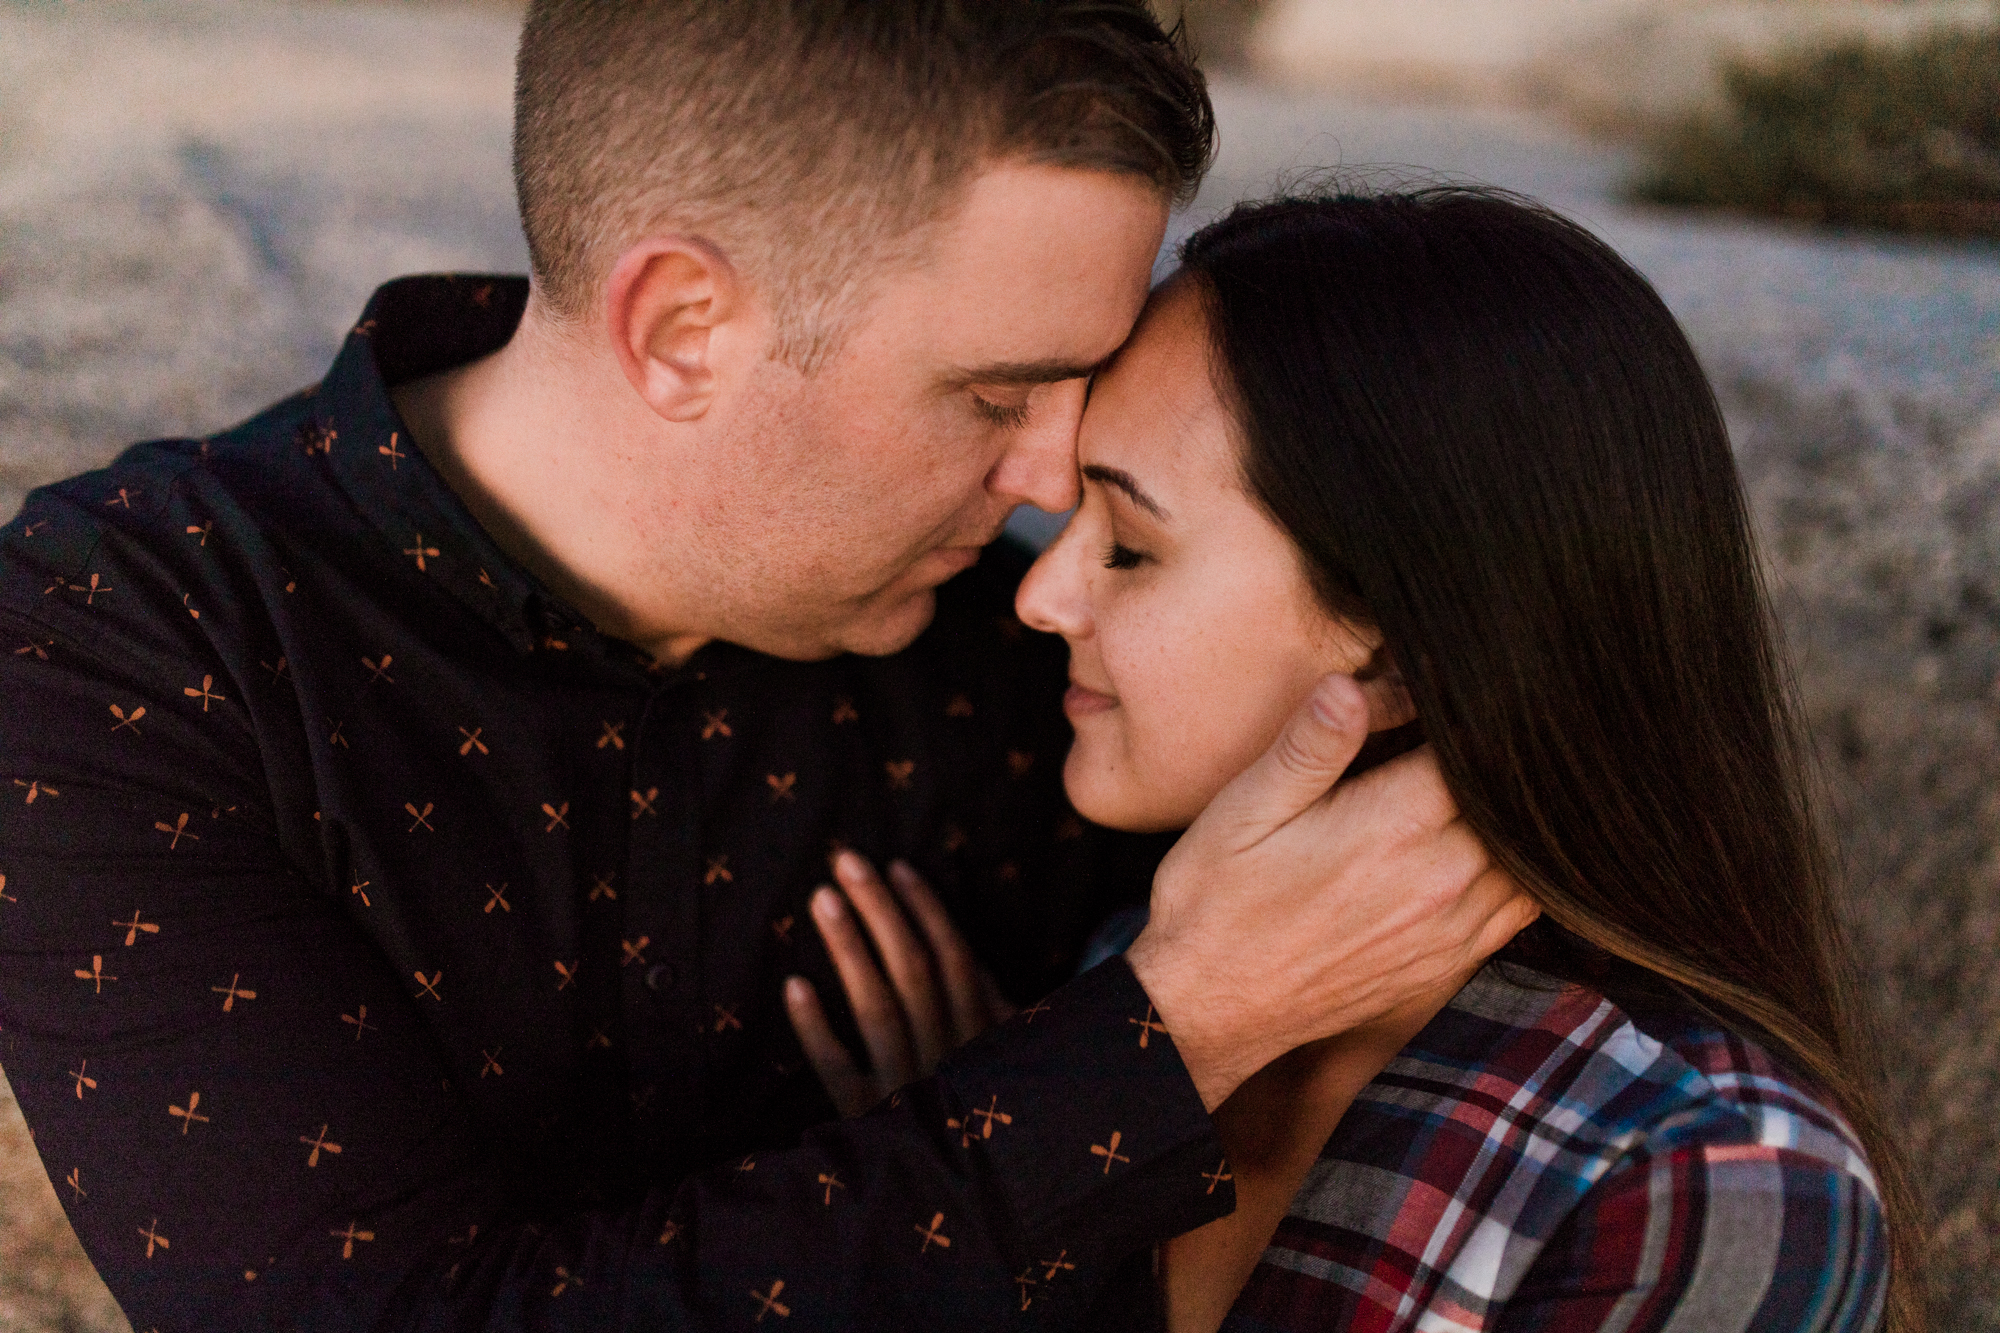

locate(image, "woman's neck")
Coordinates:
1160 980 1471 1333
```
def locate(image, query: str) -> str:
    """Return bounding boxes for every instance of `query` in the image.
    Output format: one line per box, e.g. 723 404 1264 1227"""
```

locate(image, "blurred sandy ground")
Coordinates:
2 1 1999 1329
1250 0 1998 126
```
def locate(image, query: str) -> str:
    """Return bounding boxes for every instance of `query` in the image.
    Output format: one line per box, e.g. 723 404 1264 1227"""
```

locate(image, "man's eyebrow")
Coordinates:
950 357 1106 387
1081 464 1168 520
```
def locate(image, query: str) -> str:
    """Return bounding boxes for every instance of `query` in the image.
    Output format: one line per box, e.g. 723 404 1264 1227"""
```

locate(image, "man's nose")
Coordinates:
987 379 1086 514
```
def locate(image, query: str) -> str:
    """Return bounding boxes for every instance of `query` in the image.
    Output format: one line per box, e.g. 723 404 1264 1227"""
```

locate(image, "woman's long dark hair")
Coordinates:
1179 187 1917 1331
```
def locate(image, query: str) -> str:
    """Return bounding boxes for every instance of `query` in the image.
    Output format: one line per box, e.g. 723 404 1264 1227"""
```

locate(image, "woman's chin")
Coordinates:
1061 749 1199 835
1062 749 1134 831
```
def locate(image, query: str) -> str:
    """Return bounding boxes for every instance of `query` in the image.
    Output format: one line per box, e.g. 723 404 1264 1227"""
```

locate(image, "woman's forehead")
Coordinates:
1077 283 1230 496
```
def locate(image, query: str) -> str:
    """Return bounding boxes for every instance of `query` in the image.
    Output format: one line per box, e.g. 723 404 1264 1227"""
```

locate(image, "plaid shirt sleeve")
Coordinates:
1227 966 1888 1333
1492 1138 1887 1333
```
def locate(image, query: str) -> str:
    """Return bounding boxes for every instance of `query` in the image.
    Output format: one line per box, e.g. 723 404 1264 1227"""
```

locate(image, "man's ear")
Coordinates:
604 238 749 423
1353 644 1417 733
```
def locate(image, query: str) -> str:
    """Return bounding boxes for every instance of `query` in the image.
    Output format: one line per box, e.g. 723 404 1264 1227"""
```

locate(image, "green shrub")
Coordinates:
1635 23 2000 238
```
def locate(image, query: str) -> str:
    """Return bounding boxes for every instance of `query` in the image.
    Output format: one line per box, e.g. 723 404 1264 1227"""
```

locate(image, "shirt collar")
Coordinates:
308 274 614 661
302 274 800 688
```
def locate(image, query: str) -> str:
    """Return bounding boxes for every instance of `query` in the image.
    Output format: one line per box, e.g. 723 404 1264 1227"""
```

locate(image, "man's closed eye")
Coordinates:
972 395 1031 429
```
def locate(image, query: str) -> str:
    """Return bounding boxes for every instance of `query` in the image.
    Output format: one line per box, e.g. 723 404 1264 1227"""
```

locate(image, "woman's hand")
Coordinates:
783 851 1015 1117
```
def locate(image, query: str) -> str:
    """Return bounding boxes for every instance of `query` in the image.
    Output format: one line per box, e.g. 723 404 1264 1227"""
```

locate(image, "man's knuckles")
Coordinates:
1345 746 1457 826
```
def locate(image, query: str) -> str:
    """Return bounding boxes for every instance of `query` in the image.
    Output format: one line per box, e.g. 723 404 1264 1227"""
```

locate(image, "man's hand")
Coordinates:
784 851 1014 1117
1125 674 1537 1112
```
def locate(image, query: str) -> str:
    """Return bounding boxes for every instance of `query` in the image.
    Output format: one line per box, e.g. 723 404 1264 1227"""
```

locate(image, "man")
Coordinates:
0 3 1526 1329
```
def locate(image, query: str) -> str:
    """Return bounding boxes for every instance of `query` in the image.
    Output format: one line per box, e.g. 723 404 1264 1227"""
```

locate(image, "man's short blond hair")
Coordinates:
512 0 1214 371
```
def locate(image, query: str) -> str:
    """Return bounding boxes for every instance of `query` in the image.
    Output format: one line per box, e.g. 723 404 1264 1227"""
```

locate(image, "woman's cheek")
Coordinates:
1070 599 1213 829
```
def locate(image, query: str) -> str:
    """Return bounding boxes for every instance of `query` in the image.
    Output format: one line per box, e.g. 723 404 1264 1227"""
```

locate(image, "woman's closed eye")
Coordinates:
1102 540 1147 570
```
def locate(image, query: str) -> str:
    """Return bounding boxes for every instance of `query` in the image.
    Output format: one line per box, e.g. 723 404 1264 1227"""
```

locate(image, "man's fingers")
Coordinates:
835 851 949 1070
811 887 920 1085
1468 869 1540 958
1334 743 1460 845
783 976 873 1118
1204 674 1370 843
887 859 989 1047
1399 817 1502 922
1405 857 1536 984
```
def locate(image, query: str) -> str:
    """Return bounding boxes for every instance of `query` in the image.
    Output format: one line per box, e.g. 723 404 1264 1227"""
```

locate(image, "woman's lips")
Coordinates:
1063 682 1117 716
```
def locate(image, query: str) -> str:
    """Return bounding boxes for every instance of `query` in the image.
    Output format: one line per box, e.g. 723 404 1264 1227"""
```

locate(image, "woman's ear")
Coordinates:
603 237 748 423
1353 644 1417 733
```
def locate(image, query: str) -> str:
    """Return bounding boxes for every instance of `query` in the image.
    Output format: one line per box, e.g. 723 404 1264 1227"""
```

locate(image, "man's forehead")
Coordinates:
828 163 1167 385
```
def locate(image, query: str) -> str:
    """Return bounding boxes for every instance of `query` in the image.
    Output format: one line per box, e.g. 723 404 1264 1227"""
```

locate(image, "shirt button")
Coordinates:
645 962 676 993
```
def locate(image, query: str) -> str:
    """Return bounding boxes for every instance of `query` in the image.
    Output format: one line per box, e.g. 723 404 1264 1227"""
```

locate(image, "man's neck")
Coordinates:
390 302 712 666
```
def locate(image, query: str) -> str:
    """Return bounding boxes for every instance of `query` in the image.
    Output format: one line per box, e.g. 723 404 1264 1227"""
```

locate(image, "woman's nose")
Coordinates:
1015 519 1091 639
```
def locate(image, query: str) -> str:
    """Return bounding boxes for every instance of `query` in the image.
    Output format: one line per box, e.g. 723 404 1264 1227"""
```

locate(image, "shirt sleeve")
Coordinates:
1490 1141 1888 1333
0 603 1230 1333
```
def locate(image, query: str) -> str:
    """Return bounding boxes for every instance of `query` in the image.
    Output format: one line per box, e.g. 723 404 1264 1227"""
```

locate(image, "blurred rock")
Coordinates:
0 0 526 523
2 3 1998 1330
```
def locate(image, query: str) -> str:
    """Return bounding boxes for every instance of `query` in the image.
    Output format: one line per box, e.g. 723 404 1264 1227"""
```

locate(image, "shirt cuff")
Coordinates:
931 953 1232 1251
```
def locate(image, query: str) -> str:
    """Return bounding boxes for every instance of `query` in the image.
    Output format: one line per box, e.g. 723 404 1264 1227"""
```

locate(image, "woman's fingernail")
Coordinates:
812 886 843 920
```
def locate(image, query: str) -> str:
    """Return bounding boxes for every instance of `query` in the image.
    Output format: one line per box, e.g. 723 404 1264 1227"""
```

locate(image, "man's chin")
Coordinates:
834 588 940 658
734 589 939 662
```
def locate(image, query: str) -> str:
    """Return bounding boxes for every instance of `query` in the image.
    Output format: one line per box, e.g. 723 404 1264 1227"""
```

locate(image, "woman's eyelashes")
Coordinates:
971 394 1030 429
1101 540 1147 571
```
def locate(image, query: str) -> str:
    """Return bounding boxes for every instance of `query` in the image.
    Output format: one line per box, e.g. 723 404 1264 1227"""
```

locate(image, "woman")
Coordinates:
787 187 1909 1332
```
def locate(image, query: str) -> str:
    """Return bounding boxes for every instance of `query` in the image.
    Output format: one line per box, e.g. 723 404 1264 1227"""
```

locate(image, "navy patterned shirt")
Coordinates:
0 275 1228 1332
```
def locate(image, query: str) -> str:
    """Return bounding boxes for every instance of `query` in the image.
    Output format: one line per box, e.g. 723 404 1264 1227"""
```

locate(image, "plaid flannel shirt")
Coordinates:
1226 962 1887 1333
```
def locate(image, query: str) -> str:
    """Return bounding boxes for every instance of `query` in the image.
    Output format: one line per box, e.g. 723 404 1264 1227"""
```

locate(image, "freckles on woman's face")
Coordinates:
1014 280 1378 833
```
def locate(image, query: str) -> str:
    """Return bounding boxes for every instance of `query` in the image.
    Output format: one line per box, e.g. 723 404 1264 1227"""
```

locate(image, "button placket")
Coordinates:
620 684 708 1135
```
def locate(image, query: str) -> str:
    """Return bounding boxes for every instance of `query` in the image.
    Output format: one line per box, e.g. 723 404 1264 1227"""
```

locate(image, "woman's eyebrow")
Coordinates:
1081 463 1169 520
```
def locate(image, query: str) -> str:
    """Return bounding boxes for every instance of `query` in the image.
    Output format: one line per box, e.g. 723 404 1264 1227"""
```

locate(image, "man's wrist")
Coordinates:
1124 929 1276 1113
921 952 1233 1251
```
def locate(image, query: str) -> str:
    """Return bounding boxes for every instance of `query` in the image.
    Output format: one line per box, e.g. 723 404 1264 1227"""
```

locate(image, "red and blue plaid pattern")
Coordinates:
1226 964 1887 1332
